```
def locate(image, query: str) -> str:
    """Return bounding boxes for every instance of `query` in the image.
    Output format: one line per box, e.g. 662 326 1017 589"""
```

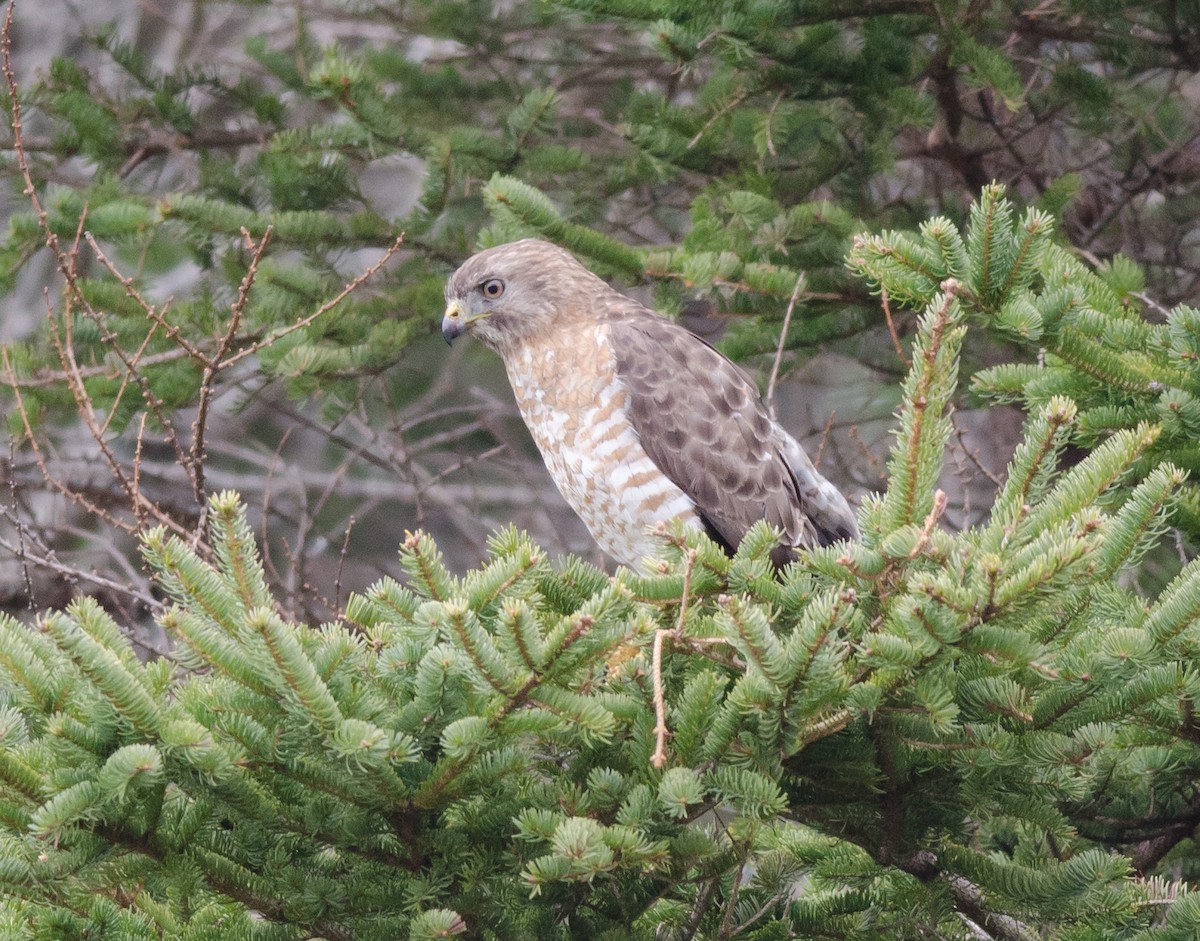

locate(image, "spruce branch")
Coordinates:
482 174 644 279
42 609 162 736
879 278 963 532
412 604 605 809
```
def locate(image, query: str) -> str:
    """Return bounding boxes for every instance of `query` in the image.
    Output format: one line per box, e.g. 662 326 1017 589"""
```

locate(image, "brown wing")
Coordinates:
611 316 856 563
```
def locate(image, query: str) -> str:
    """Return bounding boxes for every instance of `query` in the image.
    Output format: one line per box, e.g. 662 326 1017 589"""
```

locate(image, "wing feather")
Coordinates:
610 316 857 563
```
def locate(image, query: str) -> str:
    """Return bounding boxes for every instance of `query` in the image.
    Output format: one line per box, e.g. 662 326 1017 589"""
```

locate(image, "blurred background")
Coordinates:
1 0 1196 636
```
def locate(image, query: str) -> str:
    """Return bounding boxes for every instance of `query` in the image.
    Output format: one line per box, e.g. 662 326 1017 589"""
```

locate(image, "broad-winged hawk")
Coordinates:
442 239 857 569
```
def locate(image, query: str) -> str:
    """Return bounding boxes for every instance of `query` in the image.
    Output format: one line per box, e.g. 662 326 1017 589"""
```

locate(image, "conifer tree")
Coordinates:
2 3 1200 937
849 184 1200 539
3 265 1200 938
2 0 1198 591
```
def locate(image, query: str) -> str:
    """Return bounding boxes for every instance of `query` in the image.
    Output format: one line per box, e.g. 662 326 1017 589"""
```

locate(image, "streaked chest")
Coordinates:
503 324 698 567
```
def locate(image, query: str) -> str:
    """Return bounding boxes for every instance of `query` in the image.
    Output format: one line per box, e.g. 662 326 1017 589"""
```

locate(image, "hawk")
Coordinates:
442 239 857 570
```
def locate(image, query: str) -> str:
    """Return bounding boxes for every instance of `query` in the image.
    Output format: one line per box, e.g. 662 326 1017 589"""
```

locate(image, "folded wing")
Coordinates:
611 316 857 565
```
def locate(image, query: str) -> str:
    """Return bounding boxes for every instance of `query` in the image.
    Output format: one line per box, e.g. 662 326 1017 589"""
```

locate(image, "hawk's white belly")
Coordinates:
505 327 700 569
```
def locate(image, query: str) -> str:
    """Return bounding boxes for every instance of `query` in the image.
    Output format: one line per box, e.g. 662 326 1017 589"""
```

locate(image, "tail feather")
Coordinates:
776 426 859 548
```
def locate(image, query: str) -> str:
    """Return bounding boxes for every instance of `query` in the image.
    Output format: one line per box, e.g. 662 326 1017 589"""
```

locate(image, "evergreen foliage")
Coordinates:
3 2 1200 937
3 292 1200 938
3 0 1199 591
4 0 1198 428
849 184 1200 538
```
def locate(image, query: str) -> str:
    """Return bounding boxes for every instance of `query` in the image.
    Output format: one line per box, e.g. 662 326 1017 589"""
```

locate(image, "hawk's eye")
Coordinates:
480 278 505 300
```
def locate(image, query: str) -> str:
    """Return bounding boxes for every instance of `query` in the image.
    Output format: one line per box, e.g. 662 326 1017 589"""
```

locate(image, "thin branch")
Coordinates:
761 90 785 159
85 233 206 363
765 273 805 422
222 234 406 370
687 89 751 149
0 529 160 613
334 515 356 615
679 876 718 941
5 437 36 609
951 412 1005 488
189 226 274 538
651 547 697 770
2 345 138 535
4 346 200 389
716 858 744 940
908 489 948 559
813 409 836 468
0 125 270 158
44 283 147 526
881 285 910 367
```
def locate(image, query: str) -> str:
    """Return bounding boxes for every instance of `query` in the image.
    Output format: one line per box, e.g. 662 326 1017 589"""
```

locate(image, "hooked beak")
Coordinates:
442 299 489 345
442 301 467 345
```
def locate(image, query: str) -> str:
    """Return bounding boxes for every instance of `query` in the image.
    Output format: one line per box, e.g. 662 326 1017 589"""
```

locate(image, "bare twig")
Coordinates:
765 273 805 422
258 425 293 604
85 234 206 363
813 409 837 468
2 1 413 612
716 858 744 940
334 515 356 614
951 412 1005 488
0 529 160 614
0 348 190 389
2 345 138 534
45 285 146 525
131 414 149 531
650 627 670 770
222 234 406 370
5 436 36 609
189 226 274 541
2 5 195 541
881 285 910 367
97 317 161 440
651 547 697 769
679 876 718 941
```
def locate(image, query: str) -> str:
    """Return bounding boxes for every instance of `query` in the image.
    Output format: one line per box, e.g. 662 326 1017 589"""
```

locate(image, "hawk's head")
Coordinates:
442 239 608 351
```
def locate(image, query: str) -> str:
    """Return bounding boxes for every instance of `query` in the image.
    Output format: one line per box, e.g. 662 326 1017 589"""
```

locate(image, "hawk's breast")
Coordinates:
505 323 700 569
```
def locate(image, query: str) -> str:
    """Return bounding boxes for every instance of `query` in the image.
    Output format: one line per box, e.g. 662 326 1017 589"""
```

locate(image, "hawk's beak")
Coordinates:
442 301 467 345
